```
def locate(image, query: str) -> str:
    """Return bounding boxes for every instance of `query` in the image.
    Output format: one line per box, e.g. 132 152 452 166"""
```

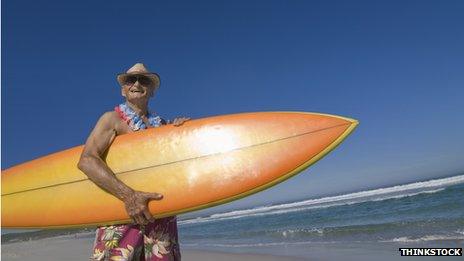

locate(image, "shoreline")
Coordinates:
1 233 464 261
3 232 462 261
1 235 306 261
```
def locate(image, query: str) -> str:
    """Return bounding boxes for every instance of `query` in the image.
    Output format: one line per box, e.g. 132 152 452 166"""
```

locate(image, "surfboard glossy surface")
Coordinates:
2 112 358 228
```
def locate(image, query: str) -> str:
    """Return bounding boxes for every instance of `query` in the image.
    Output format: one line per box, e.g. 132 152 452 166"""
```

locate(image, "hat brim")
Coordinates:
117 72 161 89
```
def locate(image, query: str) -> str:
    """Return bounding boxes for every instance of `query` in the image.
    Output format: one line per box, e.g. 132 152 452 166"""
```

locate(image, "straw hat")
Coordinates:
117 63 160 89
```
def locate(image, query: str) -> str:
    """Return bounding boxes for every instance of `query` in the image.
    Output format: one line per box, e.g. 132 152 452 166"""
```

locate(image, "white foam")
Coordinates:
182 241 318 248
185 234 464 248
384 235 464 243
182 240 346 248
370 188 445 202
179 175 463 225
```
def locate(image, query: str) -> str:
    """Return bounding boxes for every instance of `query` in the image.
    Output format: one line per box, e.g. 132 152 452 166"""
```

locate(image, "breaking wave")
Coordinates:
180 175 464 225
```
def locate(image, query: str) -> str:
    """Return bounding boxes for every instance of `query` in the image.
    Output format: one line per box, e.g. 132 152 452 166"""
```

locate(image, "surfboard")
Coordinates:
1 112 358 229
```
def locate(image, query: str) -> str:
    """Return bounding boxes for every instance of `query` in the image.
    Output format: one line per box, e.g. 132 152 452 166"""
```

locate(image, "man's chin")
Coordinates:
126 96 150 104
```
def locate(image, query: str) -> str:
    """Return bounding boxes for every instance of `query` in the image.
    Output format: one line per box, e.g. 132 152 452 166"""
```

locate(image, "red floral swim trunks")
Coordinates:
91 216 180 261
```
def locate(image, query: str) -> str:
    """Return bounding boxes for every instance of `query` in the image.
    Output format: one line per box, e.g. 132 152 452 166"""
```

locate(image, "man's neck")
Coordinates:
125 100 149 117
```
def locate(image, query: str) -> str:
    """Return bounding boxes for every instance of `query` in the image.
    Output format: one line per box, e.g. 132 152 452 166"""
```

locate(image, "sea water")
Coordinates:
178 174 464 257
3 174 463 259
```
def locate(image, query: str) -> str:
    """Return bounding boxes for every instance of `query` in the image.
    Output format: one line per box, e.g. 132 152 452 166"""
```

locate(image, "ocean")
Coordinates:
178 174 464 259
3 174 463 260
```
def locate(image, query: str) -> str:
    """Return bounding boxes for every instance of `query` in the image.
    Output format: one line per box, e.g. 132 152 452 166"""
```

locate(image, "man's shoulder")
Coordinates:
96 111 121 127
99 111 120 121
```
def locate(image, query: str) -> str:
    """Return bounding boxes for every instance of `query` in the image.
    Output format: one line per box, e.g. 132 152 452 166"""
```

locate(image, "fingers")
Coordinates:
145 192 163 200
131 193 161 225
126 204 149 225
125 191 163 225
130 211 150 225
135 215 146 225
130 213 144 225
172 117 191 126
143 209 154 223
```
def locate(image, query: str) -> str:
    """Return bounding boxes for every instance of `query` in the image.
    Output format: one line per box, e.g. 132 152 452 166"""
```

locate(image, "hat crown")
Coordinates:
126 63 150 74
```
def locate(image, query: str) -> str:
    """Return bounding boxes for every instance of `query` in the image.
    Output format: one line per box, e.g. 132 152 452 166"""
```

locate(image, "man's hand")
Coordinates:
172 117 190 126
122 190 163 225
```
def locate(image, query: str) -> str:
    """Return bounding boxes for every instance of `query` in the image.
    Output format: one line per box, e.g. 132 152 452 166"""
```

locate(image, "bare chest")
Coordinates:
115 120 132 135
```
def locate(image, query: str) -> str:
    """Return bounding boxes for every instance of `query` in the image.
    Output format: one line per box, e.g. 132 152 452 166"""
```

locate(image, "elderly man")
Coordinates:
78 63 188 260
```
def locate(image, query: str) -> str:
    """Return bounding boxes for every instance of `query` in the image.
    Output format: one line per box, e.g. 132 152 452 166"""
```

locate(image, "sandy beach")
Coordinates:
4 232 462 261
1 234 306 261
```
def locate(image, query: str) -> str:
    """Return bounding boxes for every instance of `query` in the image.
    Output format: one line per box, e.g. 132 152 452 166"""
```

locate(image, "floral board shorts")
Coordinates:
91 216 180 261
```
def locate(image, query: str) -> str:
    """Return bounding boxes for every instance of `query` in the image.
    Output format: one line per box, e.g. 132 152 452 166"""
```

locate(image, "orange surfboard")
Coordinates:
1 112 358 228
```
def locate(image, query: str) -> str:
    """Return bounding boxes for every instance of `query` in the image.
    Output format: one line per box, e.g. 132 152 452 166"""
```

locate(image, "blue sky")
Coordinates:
2 0 464 210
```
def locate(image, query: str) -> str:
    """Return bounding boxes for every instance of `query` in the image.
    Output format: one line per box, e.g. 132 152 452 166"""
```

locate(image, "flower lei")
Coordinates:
115 103 163 131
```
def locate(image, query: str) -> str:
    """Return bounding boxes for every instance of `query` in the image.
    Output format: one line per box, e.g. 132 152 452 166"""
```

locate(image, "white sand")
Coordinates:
1 235 306 261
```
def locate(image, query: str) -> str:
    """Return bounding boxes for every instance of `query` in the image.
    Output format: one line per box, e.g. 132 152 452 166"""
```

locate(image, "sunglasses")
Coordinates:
121 75 153 86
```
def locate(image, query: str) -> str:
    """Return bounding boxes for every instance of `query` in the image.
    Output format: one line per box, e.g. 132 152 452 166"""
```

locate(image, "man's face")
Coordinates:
120 75 156 102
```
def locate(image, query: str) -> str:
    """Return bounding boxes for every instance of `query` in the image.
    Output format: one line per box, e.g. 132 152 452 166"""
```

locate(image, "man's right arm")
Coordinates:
77 112 162 225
